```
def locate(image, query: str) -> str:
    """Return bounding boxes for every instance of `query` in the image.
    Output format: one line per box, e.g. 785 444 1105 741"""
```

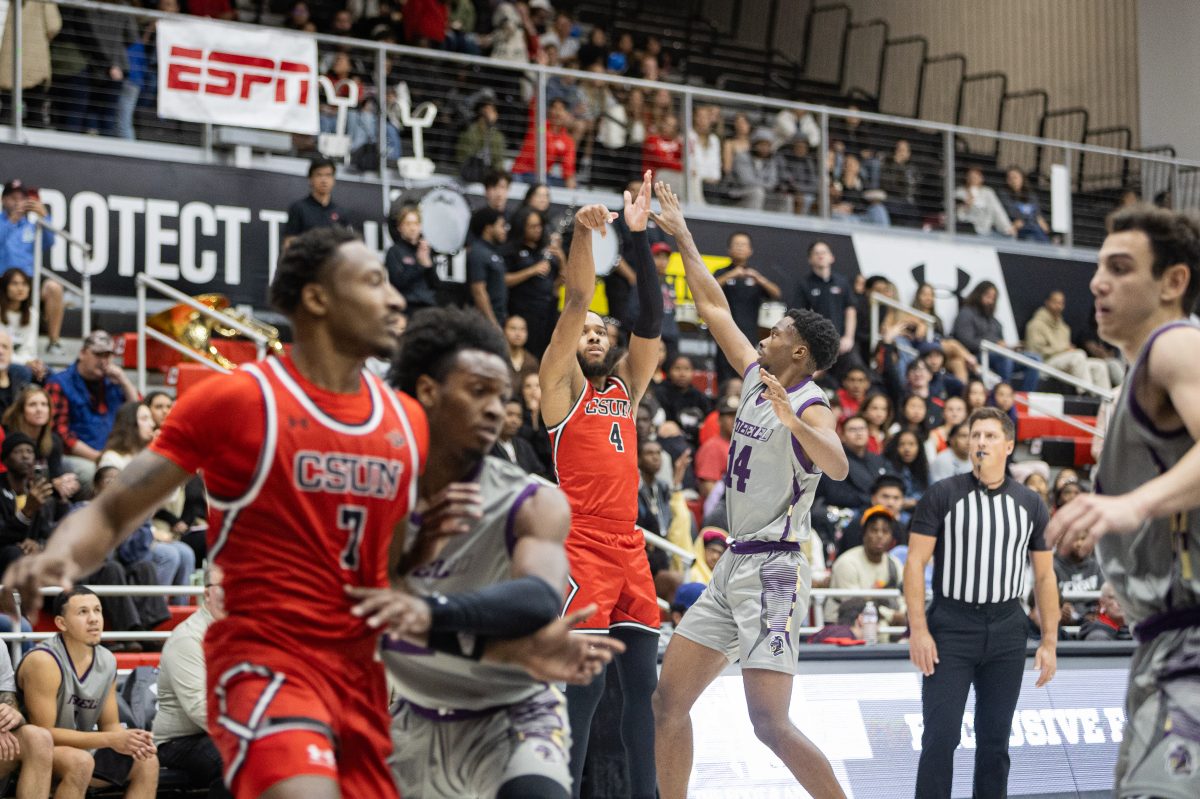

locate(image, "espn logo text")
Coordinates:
166 47 313 104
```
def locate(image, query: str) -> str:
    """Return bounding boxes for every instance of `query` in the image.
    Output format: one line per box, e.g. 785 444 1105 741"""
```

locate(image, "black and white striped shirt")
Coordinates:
910 473 1050 604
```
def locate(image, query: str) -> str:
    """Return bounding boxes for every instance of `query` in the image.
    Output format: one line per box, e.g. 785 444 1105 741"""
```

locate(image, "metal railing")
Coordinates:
868 293 937 354
979 340 1114 402
31 217 93 356
135 273 269 394
643 528 696 567
6 0 1200 251
3 585 204 665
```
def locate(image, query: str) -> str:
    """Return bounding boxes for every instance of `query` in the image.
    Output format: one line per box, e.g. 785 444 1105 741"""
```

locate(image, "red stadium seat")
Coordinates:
154 605 198 632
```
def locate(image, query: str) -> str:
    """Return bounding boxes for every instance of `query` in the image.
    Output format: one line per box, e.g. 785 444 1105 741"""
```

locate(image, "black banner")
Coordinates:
6 141 1096 332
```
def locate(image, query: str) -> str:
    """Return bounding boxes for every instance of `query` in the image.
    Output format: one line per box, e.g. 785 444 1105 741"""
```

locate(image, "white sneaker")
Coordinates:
45 341 67 357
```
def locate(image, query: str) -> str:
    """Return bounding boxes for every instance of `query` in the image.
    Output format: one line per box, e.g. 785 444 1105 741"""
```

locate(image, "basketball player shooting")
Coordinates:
1045 206 1200 798
649 183 849 799
540 175 664 798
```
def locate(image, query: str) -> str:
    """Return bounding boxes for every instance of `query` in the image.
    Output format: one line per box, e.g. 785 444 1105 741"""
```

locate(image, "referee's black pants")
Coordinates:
915 598 1027 799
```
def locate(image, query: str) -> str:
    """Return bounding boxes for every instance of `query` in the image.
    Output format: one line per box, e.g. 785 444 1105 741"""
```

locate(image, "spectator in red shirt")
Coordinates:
402 0 448 46
642 114 684 191
694 394 737 500
837 365 871 420
512 98 577 187
185 0 235 20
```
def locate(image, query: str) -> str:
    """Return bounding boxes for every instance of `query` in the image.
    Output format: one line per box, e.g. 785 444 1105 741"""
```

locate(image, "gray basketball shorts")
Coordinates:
1115 625 1200 799
389 685 572 799
673 545 811 674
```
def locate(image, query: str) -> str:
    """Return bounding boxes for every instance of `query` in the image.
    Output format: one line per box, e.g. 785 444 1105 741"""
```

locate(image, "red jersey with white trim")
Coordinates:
151 355 427 655
548 377 637 527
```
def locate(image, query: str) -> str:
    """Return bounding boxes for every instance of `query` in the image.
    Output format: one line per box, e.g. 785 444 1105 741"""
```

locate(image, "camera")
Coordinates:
32 464 46 481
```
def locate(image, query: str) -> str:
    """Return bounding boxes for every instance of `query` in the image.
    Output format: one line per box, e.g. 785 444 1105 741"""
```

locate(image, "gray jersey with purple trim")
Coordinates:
382 456 548 712
1095 320 1200 625
17 634 115 732
724 364 828 543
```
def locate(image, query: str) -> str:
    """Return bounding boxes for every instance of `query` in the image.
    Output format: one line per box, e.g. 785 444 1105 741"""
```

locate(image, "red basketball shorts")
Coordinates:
207 643 396 799
562 523 660 633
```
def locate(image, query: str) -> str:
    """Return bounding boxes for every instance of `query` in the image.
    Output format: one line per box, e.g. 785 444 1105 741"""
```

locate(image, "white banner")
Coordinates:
157 19 318 135
851 231 1020 343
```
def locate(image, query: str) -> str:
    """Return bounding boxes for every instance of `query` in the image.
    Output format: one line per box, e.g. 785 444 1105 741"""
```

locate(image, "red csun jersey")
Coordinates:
548 376 638 529
151 355 427 656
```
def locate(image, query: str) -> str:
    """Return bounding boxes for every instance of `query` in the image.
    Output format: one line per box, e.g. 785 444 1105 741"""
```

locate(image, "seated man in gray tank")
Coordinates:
153 566 232 798
17 587 159 798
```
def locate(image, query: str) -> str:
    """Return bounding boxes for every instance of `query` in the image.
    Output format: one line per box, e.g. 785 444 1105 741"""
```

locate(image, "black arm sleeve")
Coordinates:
629 230 663 339
425 575 562 639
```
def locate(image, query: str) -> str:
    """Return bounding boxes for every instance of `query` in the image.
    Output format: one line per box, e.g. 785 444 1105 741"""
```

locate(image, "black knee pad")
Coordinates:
497 774 570 799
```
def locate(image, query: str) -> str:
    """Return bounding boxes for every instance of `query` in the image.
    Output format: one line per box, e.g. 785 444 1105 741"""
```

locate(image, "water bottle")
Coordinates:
862 600 879 645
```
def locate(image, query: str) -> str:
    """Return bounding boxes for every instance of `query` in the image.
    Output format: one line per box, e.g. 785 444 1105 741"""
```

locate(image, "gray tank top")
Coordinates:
1095 320 1200 624
724 364 828 543
382 456 549 714
18 634 115 732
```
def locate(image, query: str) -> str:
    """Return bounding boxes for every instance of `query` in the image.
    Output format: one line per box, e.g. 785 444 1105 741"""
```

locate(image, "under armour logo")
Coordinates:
306 744 336 769
386 431 407 448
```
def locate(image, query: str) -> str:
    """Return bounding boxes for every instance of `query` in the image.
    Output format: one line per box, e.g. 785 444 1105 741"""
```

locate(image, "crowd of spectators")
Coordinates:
0 0 1093 244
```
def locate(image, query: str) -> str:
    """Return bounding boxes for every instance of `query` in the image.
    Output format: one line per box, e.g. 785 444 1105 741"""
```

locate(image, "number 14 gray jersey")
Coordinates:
724 364 828 544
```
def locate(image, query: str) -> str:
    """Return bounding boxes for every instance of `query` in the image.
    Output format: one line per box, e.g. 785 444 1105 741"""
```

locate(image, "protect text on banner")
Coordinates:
156 19 319 135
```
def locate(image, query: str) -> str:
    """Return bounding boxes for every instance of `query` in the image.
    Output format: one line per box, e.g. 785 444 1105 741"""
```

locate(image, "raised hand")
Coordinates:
759 369 795 426
623 170 654 232
650 180 686 238
574 204 618 233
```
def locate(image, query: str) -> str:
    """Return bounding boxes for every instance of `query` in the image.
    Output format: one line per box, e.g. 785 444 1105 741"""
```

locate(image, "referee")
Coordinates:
904 407 1059 799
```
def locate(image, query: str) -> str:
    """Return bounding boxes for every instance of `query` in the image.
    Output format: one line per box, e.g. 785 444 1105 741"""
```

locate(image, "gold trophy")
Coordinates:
148 294 283 370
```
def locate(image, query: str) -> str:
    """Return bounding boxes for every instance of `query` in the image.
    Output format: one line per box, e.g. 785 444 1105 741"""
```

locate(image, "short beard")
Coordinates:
578 346 623 379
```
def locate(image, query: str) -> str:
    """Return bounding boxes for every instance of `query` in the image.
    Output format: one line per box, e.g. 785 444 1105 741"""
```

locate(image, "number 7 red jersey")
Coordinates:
548 376 637 528
150 355 428 656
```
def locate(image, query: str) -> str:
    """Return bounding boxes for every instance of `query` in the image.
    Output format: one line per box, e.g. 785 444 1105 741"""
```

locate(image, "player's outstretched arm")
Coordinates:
539 204 618 427
1 452 191 617
760 370 849 480
651 182 757 375
1046 327 1200 550
617 172 662 405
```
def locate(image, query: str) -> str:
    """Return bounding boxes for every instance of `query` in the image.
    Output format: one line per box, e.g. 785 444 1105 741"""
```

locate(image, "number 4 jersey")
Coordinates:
725 363 828 544
151 354 428 655
548 376 638 529
549 376 658 632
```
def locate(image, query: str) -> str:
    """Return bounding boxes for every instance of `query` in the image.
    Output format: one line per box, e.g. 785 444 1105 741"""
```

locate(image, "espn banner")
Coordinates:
156 19 319 135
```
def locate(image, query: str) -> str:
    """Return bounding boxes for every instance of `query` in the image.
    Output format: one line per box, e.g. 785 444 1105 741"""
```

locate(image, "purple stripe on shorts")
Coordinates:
759 557 799 638
505 483 541 554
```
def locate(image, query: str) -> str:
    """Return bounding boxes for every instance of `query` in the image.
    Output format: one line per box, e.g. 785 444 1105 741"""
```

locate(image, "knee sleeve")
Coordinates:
497 774 569 799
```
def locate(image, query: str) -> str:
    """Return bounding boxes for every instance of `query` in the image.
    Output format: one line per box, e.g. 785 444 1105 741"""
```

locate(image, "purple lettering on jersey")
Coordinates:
733 418 773 442
726 443 753 493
